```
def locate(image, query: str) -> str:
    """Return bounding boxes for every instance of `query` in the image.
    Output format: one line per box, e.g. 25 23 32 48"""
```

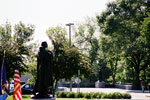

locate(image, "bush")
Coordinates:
74 92 84 98
101 93 108 99
56 91 67 98
66 92 75 98
122 93 131 99
111 92 122 99
97 93 105 99
106 93 113 99
84 93 91 99
55 91 131 99
89 92 98 98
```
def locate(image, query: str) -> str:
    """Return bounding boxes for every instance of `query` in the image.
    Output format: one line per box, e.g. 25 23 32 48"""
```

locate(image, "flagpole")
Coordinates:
1 50 5 90
13 49 22 100
3 50 5 59
0 50 9 99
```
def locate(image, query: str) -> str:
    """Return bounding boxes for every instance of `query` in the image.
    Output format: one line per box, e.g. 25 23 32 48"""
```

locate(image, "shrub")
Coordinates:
122 93 131 99
55 91 131 99
89 92 98 98
111 92 122 99
84 93 91 99
56 91 67 98
55 92 59 97
66 92 75 98
97 93 105 99
101 93 108 99
106 93 113 99
74 92 84 98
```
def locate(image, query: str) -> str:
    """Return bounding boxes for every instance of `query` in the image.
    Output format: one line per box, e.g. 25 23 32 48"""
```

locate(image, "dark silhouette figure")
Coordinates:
99 69 102 82
32 41 53 98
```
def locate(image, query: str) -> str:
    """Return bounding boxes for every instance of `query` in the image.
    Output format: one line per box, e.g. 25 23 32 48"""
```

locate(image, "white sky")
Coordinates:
0 0 113 44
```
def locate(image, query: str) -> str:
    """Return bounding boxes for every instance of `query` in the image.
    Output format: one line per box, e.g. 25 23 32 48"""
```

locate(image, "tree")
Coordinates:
46 26 92 92
140 15 150 83
73 17 100 81
97 0 150 89
0 21 35 81
99 34 121 84
141 14 150 46
26 58 37 84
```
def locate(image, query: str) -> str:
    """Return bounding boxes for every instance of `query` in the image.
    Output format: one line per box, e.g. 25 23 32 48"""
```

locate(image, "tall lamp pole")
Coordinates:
66 23 74 92
66 23 74 48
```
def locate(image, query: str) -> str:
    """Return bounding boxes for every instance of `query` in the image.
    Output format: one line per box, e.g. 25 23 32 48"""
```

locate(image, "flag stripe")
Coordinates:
14 74 20 78
15 94 19 100
14 67 22 100
18 90 22 100
14 78 20 82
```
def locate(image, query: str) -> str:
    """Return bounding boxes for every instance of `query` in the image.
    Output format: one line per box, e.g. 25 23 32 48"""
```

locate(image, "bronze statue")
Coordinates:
32 41 53 98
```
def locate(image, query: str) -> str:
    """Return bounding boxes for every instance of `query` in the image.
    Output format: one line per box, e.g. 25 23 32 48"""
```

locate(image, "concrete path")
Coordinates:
72 88 150 99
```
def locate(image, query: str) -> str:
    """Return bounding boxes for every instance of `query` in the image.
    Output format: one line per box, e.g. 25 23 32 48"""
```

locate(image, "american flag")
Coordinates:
13 69 22 100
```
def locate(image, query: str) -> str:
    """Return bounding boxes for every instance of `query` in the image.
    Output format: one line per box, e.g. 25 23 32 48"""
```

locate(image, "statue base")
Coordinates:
30 95 55 100
29 98 55 100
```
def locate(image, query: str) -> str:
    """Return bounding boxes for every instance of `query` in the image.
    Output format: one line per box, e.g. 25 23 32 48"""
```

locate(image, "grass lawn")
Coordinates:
7 95 30 100
56 98 84 100
7 95 84 100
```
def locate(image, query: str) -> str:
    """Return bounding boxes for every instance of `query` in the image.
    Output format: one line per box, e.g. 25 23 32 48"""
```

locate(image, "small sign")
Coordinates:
75 77 81 84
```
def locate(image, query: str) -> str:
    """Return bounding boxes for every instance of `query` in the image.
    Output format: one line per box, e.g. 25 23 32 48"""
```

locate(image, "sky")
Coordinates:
0 0 113 44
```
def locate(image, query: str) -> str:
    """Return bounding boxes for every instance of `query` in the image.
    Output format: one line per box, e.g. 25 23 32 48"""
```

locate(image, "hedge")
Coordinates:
56 91 131 99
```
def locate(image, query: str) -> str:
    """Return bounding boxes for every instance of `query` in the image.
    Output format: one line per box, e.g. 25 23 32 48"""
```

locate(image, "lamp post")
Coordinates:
66 23 74 92
66 23 74 48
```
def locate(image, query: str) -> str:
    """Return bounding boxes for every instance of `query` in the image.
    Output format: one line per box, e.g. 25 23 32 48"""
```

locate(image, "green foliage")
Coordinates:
97 0 150 89
0 21 35 80
122 93 132 99
56 91 131 99
46 26 92 93
66 92 75 98
111 92 122 99
73 17 103 82
89 92 98 98
101 93 108 99
26 60 37 84
141 14 150 46
74 92 84 98
56 91 67 98
84 93 91 99
97 93 105 99
99 34 121 84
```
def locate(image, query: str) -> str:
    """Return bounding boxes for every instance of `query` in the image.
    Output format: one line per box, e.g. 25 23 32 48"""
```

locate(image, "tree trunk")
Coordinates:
110 59 117 85
144 69 146 81
53 80 58 97
112 74 116 85
134 68 141 90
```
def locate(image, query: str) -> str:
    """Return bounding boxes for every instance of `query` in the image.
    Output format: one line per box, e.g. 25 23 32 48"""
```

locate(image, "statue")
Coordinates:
32 41 53 98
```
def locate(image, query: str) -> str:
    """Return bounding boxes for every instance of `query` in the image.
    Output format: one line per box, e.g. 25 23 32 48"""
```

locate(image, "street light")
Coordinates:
66 23 74 92
66 23 74 48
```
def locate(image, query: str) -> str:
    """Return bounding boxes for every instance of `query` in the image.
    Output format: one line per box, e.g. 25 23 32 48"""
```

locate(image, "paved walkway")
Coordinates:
72 88 150 99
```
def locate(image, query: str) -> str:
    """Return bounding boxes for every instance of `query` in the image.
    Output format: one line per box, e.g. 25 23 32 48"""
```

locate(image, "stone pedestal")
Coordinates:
95 81 105 88
30 98 55 100
30 95 55 100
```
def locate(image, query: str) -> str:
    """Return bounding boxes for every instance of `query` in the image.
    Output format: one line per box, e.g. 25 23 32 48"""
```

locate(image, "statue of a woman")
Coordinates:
32 41 53 98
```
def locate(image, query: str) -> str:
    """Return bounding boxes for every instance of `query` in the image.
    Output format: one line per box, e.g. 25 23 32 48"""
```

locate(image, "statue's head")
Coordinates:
41 41 48 48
